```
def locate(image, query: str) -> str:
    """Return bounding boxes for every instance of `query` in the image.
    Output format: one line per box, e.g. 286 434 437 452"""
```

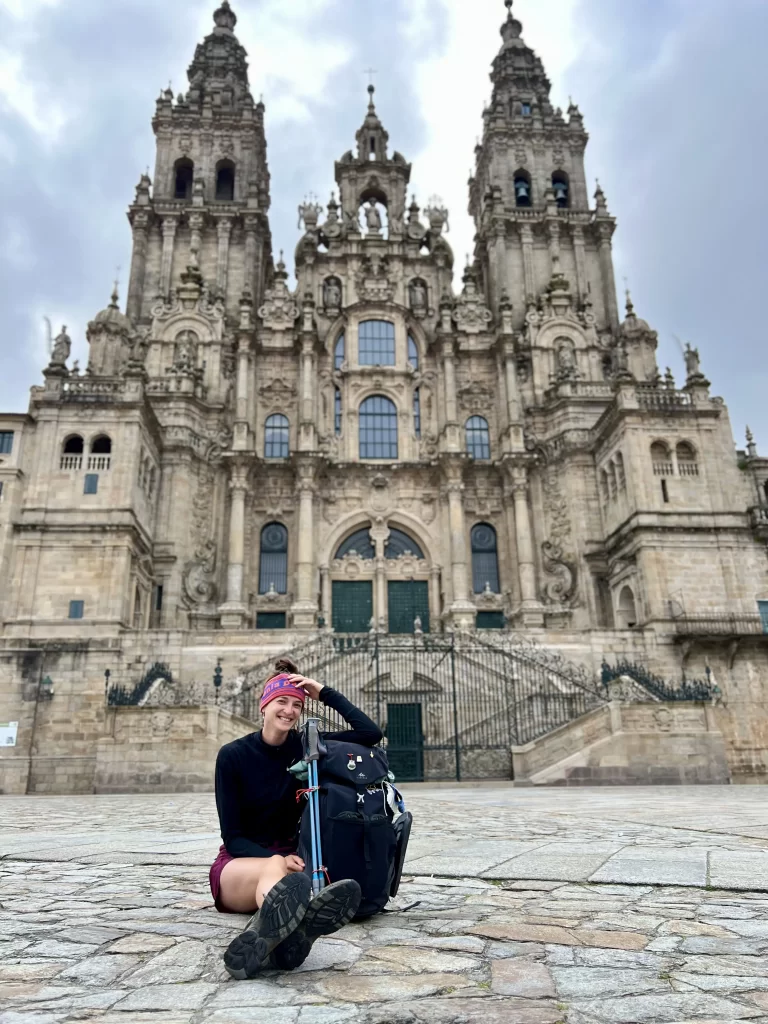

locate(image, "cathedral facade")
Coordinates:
2 0 768 794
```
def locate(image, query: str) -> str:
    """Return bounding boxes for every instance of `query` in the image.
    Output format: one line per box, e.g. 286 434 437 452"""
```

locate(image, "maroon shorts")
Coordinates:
209 842 297 913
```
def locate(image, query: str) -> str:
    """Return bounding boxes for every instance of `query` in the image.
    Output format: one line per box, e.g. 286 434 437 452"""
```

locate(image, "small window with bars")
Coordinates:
265 414 290 459
359 395 398 460
466 416 491 460
256 612 287 630
335 388 342 436
413 388 421 438
408 335 419 370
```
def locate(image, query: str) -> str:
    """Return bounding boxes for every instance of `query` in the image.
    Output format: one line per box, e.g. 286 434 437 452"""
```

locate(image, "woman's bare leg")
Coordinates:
219 855 290 913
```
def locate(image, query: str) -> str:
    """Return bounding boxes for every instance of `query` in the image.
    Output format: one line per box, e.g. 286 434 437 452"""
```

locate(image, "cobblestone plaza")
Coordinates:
2 785 768 1023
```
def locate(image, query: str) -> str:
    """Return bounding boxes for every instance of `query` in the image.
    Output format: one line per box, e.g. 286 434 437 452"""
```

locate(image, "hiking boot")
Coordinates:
269 878 361 971
223 872 311 980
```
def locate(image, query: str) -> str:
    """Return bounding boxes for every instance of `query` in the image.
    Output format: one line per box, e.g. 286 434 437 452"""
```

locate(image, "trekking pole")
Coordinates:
305 719 325 897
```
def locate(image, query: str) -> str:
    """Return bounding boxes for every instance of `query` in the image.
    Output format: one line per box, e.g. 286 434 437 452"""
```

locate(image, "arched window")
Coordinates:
552 171 569 209
471 524 500 594
408 335 419 370
359 395 398 459
359 320 395 366
651 441 673 476
617 585 638 629
676 441 699 477
89 435 112 471
334 388 342 436
336 527 375 560
174 158 194 200
264 414 289 459
609 462 618 500
385 528 425 559
466 416 491 460
514 170 532 208
259 523 288 594
61 434 84 470
334 334 345 371
215 160 235 201
91 435 112 454
413 388 421 438
63 435 84 454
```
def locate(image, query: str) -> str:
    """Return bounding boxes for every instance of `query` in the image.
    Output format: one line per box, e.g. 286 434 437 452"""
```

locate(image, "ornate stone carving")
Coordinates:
323 276 342 311
409 278 429 317
453 267 492 335
355 253 395 303
541 540 577 605
258 256 298 330
540 463 578 606
258 377 297 408
50 325 72 367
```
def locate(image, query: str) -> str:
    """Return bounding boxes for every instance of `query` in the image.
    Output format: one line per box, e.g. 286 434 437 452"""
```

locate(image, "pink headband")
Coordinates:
260 673 306 713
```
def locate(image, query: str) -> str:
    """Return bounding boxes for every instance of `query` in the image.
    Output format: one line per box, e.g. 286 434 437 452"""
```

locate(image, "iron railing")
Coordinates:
673 615 767 637
107 662 173 706
601 660 720 703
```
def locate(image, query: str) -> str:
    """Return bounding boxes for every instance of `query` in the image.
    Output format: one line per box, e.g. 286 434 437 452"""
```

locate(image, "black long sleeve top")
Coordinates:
215 687 383 858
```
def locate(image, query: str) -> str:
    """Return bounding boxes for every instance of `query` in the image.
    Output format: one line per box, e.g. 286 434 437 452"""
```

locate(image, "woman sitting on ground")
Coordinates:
210 657 383 979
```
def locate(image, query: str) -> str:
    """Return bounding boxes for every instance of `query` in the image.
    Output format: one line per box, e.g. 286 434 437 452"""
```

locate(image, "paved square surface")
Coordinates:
2 785 768 1023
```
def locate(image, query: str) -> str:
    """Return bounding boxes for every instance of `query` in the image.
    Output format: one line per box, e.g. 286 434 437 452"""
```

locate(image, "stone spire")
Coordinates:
185 1 253 110
491 0 553 115
356 84 390 163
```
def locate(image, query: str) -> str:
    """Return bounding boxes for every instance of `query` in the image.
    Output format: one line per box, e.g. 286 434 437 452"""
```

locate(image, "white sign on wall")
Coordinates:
0 722 18 747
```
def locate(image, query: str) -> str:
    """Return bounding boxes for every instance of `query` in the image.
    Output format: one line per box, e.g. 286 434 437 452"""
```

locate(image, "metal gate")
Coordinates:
331 581 372 633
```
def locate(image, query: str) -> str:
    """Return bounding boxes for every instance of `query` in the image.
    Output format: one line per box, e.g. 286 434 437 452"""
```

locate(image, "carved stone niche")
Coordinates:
323 276 343 313
409 278 431 318
331 554 376 579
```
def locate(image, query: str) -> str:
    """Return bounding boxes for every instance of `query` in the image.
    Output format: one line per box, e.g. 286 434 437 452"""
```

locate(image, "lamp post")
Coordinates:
104 668 111 704
213 659 223 704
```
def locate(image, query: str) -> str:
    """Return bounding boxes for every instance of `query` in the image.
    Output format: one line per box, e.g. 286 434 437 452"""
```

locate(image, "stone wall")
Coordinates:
95 704 252 793
513 700 731 786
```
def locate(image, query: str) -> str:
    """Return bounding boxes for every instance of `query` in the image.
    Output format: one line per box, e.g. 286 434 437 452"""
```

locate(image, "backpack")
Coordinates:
295 731 412 919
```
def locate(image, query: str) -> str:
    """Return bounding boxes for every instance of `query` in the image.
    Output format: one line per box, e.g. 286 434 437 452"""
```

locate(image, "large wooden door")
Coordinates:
331 580 373 633
387 580 430 634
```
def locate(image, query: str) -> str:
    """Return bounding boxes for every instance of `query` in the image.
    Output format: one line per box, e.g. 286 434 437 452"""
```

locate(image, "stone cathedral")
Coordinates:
2 0 768 794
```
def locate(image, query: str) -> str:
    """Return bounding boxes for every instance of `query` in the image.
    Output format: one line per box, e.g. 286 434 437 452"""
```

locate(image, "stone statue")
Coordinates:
322 195 342 240
323 277 342 310
684 343 701 377
51 325 72 366
364 199 382 234
409 279 427 313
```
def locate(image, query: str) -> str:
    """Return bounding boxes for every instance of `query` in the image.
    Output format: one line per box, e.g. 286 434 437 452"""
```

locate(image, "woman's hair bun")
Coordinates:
274 656 298 675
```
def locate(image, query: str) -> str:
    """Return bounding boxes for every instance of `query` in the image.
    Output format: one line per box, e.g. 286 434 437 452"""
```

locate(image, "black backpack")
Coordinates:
296 729 412 919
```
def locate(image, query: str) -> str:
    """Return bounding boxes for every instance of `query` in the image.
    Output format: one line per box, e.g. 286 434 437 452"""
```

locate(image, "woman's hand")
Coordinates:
288 674 324 701
284 854 305 873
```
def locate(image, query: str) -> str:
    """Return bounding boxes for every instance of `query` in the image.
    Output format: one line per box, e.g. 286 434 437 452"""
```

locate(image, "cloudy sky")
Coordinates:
1 0 766 449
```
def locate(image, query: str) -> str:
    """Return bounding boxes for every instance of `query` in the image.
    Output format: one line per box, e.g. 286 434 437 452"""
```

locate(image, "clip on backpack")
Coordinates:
297 719 413 919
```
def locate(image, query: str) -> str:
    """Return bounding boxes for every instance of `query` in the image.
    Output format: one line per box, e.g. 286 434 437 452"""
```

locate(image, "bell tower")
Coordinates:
125 0 273 327
470 0 620 337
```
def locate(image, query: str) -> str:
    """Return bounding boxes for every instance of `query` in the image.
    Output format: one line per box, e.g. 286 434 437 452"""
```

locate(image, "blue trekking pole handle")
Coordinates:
304 720 324 895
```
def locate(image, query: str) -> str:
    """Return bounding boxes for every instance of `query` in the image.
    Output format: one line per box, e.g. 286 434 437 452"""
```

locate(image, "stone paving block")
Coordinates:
589 847 708 886
112 981 217 1011
552 966 669 999
121 939 208 986
569 991 765 1021
56 954 138 986
105 933 176 954
485 842 622 881
203 1011 299 1024
491 958 556 997
406 841 545 876
315 971 477 1003
709 851 768 892
373 995 563 1023
353 944 479 975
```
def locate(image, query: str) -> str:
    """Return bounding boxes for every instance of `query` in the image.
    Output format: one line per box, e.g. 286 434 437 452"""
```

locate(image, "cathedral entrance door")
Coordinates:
386 702 424 782
387 580 430 634
332 580 373 633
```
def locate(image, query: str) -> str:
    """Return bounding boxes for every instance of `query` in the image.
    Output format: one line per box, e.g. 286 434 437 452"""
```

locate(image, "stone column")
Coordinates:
597 223 620 331
519 224 535 300
441 338 460 451
429 565 442 627
219 460 250 629
320 565 331 627
503 339 522 438
571 224 587 302
370 520 390 631
244 214 259 298
127 212 150 321
300 337 315 426
508 464 544 626
236 337 250 424
291 459 318 629
160 216 179 298
216 217 234 296
443 460 476 629
493 221 507 308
